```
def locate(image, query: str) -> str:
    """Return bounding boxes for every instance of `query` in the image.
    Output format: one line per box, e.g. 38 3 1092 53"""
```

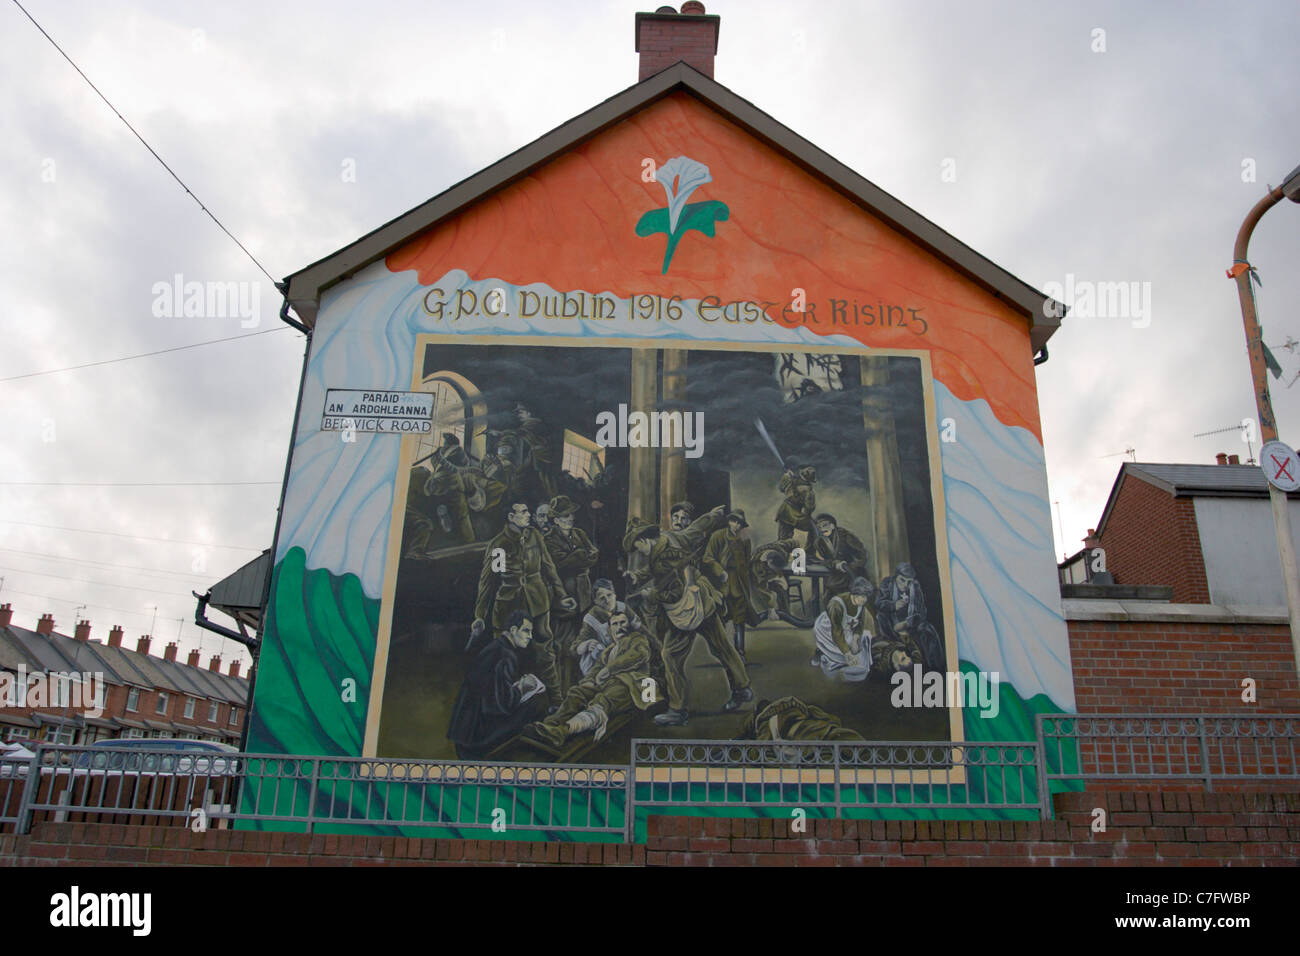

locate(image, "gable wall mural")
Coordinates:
247 91 1072 816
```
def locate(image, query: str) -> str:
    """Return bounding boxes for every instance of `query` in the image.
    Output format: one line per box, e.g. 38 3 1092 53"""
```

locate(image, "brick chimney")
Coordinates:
1228 454 1241 465
36 613 55 636
228 659 242 678
1216 452 1228 465
135 633 150 654
187 649 201 667
208 655 222 672
106 625 123 648
0 603 12 627
164 641 178 662
636 3 721 81
74 619 91 641
1083 528 1100 550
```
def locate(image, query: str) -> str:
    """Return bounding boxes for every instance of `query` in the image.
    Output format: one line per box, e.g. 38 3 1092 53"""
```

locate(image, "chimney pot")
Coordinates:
1228 454 1240 465
107 625 124 647
164 641 178 662
1216 452 1228 465
0 603 12 627
187 648 201 667
636 5 720 81
36 613 55 636
135 634 151 655
74 620 91 641
228 659 242 678
208 655 222 672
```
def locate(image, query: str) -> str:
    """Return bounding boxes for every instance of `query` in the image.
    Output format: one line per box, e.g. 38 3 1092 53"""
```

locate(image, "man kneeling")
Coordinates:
527 610 654 747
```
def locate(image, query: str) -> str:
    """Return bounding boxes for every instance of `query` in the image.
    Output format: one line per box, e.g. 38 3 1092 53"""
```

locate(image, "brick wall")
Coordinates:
638 17 718 80
1098 476 1210 602
1068 618 1300 713
3 791 1295 866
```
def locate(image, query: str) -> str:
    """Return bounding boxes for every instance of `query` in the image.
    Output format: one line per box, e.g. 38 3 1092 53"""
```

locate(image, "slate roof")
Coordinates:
1096 461 1296 537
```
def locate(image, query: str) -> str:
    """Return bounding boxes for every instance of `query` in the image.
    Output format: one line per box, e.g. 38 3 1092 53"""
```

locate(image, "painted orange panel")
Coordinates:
387 92 1043 440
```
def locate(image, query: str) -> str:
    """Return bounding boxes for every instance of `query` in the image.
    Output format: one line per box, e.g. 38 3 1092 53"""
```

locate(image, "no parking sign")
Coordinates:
1260 440 1300 493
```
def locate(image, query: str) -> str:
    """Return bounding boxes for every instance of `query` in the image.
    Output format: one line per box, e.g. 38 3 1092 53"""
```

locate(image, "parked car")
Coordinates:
69 738 240 776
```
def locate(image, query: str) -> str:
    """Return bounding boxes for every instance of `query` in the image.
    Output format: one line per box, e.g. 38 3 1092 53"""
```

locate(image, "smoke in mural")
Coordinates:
371 338 956 764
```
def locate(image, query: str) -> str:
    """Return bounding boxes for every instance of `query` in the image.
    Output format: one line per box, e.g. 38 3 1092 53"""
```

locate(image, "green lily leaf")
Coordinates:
636 200 730 274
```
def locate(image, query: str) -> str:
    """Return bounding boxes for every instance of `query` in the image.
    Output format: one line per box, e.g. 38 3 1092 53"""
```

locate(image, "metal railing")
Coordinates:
3 714 1297 840
631 739 1042 818
1036 714 1300 807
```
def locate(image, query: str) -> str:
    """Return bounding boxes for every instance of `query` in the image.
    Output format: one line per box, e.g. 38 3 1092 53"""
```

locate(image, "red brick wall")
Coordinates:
1098 476 1209 602
638 18 717 80
3 792 1295 866
1068 619 1300 713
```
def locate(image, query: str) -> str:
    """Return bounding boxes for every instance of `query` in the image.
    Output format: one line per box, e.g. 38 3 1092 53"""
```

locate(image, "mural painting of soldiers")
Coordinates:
811 576 875 682
544 494 600 689
742 696 864 742
873 563 944 674
775 464 817 541
478 433 523 516
512 402 557 499
572 578 645 677
702 508 762 653
447 611 548 760
525 609 656 749
424 432 478 544
473 502 576 708
750 538 800 618
625 508 753 726
810 512 870 596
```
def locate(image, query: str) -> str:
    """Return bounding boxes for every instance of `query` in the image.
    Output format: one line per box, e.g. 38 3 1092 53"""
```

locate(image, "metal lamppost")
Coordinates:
1229 162 1300 670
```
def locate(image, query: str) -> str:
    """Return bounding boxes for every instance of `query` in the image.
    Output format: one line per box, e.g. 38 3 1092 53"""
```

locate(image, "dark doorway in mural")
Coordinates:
375 339 953 763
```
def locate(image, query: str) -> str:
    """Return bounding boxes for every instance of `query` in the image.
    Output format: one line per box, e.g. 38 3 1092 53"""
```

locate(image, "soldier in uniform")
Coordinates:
776 464 818 541
525 609 656 748
513 402 557 499
424 433 476 545
625 507 753 726
810 513 870 596
478 434 522 516
702 509 762 652
472 502 576 708
572 578 644 677
742 696 864 741
544 494 599 690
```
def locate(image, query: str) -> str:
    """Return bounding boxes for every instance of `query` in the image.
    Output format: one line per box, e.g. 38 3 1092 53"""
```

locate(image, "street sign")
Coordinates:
320 389 433 434
1260 440 1300 493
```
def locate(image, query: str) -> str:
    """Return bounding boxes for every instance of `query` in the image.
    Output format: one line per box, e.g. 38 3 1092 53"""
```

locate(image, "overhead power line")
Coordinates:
0 327 289 383
0 547 217 581
10 0 277 283
0 586 185 624
0 519 265 552
0 564 194 597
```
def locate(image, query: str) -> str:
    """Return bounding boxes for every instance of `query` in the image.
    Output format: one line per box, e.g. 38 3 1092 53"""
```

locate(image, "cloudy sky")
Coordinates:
2 0 1298 663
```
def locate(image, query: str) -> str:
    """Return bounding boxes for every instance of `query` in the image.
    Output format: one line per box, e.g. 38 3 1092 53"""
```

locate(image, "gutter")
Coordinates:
192 590 259 650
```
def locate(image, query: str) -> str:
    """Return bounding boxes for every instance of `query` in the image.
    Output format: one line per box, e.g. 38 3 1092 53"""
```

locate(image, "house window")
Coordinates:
126 688 140 712
229 706 238 726
124 728 145 739
208 701 219 722
45 725 76 745
155 693 169 716
5 727 32 740
184 697 195 719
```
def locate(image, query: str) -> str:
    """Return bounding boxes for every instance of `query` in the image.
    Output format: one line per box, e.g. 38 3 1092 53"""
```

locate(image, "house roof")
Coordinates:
205 549 270 632
282 63 1064 351
1095 461 1295 536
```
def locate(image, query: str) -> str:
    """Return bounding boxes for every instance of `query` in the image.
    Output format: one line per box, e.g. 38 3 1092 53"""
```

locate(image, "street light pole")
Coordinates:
1230 163 1300 671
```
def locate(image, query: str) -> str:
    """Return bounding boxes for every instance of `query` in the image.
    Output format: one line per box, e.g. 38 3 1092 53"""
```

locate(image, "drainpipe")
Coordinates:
277 281 310 334
192 591 259 649
1033 345 1049 366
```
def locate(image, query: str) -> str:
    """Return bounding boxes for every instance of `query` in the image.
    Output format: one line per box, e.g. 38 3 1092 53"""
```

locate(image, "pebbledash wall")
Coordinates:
243 12 1076 836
